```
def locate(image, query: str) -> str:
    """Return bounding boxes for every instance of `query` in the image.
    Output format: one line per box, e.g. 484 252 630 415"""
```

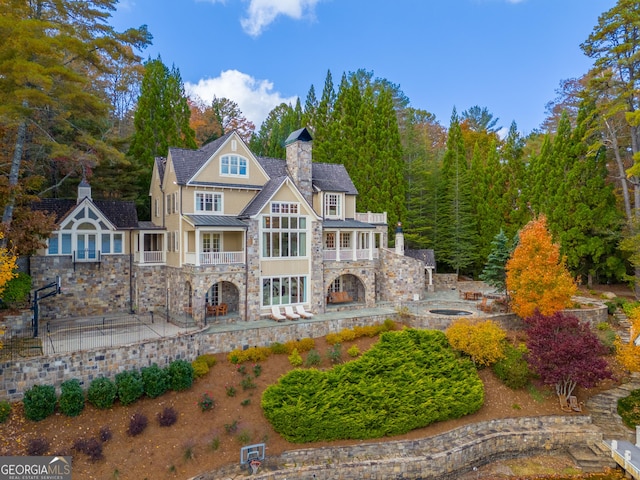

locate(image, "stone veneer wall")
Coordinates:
323 260 378 307
433 273 458 291
132 264 166 313
194 416 602 480
30 255 133 319
0 313 392 401
377 248 425 303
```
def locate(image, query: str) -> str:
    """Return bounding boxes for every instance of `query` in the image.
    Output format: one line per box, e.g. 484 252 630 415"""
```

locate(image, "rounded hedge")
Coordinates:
141 364 168 398
58 379 85 417
167 360 194 391
115 370 144 406
23 385 57 421
87 377 117 409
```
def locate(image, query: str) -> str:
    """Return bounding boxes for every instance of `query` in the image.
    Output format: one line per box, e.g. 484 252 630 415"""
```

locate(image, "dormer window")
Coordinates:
221 155 247 177
324 193 342 218
195 192 223 213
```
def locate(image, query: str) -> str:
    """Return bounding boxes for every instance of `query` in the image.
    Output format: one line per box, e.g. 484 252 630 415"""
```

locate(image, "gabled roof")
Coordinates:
312 163 358 195
32 198 139 229
239 176 288 218
405 249 436 268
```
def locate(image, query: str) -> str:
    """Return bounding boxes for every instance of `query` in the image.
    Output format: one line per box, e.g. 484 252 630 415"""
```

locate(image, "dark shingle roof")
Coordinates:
184 215 248 228
405 249 436 268
312 163 358 195
165 132 235 185
32 198 139 229
239 177 288 218
284 127 313 145
256 156 288 177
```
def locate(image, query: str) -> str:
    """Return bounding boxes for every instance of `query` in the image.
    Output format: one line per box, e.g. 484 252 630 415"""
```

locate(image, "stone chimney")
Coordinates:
77 178 92 204
395 222 404 255
285 127 313 205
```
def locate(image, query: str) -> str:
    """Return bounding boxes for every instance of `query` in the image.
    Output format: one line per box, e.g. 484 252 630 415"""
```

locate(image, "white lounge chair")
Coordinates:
295 305 314 319
270 306 286 322
283 305 300 320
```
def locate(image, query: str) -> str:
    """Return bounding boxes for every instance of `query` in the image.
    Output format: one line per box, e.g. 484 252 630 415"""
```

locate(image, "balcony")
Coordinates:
134 250 166 265
323 248 379 261
354 212 387 224
184 250 245 266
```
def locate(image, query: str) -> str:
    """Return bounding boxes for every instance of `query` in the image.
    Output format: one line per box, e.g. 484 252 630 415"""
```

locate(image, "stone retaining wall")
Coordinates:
194 416 602 480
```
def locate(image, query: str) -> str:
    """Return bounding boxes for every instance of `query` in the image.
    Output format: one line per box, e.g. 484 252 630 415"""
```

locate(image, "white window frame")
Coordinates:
324 193 342 219
261 275 308 307
195 191 223 213
220 154 248 177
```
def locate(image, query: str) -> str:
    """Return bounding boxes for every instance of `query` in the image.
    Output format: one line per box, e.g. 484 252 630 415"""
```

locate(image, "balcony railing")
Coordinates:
354 212 387 224
184 251 245 266
323 248 379 261
134 250 166 264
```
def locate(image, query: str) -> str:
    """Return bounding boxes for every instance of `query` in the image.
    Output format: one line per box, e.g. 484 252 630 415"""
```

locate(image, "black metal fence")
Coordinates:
0 312 197 360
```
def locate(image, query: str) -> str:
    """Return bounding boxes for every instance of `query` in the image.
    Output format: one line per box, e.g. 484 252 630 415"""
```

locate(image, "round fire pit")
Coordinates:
428 309 472 316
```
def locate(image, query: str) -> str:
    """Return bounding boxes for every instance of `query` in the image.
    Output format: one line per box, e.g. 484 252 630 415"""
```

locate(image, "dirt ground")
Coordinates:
0 284 634 480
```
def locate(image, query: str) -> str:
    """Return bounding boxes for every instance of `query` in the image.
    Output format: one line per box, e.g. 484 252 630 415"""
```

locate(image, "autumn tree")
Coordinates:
445 318 507 367
0 233 17 297
505 215 577 318
616 304 640 372
525 311 613 400
0 0 151 239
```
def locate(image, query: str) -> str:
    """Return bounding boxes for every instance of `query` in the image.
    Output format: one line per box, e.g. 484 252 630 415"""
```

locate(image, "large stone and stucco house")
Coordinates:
30 128 428 323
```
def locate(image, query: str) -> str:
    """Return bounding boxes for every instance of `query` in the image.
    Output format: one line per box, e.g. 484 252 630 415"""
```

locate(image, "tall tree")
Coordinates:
250 103 302 158
506 215 577 318
128 57 196 218
435 109 478 274
479 230 513 294
0 0 151 239
581 0 640 295
189 97 223 147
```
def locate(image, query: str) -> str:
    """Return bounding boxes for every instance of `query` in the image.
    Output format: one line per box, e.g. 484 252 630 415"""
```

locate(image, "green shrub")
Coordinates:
141 364 168 398
269 342 288 354
347 345 360 357
595 323 618 354
58 379 85 417
262 329 483 443
618 389 640 428
288 348 303 367
87 377 117 409
0 400 11 423
492 344 531 390
196 354 217 368
167 360 194 391
304 349 322 367
0 272 31 307
23 384 57 421
115 370 144 406
327 343 342 364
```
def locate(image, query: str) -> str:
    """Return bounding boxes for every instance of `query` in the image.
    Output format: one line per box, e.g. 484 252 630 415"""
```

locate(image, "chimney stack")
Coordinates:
285 127 313 205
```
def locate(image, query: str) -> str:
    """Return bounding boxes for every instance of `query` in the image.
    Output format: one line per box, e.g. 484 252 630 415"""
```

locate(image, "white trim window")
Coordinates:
324 193 342 218
262 202 307 258
195 192 223 213
220 154 247 177
262 276 307 306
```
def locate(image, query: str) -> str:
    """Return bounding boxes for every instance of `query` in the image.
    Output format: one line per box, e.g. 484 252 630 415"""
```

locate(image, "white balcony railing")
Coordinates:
323 248 378 261
354 212 387 224
134 251 166 264
183 251 245 266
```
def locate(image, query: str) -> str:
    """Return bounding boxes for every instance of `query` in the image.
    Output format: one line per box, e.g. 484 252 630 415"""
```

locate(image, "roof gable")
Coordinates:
32 198 139 230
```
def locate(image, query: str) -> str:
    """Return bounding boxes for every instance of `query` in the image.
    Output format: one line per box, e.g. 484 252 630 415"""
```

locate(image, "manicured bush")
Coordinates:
445 318 507 367
347 345 360 358
192 358 210 378
141 364 168 398
115 370 144 406
127 412 148 436
23 384 57 421
262 328 484 443
87 377 117 409
618 389 640 429
167 359 194 391
73 437 104 462
227 346 271 364
492 344 531 389
158 407 178 427
269 342 288 354
197 354 217 367
0 400 11 423
58 379 85 417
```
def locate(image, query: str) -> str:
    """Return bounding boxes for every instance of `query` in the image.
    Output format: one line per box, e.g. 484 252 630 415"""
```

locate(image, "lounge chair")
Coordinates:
568 395 583 412
559 395 572 412
295 305 314 319
270 306 286 322
283 306 300 320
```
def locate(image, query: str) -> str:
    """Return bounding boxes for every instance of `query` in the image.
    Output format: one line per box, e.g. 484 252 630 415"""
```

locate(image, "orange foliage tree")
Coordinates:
0 232 17 296
505 215 577 318
616 304 640 372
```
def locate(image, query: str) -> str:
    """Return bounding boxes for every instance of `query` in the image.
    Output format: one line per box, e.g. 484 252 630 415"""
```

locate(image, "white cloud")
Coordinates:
185 69 298 128
240 0 321 37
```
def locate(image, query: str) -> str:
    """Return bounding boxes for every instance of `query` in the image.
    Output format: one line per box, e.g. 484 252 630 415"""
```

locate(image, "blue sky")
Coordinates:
111 0 616 135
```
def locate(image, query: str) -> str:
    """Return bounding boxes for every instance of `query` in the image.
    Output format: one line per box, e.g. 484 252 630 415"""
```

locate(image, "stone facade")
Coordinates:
377 247 425 303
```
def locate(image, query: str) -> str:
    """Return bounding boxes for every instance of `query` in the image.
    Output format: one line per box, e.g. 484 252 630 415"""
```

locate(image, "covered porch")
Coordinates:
183 216 247 267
